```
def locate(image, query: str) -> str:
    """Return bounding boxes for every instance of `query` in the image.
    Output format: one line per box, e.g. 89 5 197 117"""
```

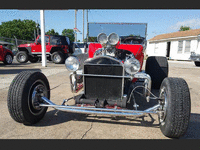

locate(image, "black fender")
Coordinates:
18 47 32 55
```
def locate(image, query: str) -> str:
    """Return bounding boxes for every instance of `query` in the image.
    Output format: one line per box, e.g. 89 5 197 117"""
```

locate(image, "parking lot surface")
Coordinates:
0 58 200 139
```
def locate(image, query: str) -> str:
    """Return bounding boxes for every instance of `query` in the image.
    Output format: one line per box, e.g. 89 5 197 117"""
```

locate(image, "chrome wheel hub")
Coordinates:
32 84 45 110
6 55 12 64
54 54 61 62
19 54 26 61
159 87 168 124
29 81 48 115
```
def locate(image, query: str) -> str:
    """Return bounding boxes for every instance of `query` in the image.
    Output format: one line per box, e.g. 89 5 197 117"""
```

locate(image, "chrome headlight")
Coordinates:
65 56 80 71
97 33 108 45
124 58 140 75
108 33 119 45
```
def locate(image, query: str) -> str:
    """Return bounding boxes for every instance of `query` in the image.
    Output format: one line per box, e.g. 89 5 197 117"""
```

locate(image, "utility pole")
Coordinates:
34 29 36 41
75 9 77 43
40 10 47 67
36 21 39 37
86 9 88 43
82 9 84 42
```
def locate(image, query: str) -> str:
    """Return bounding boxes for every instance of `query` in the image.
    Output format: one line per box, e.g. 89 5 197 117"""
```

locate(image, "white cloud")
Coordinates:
169 18 200 31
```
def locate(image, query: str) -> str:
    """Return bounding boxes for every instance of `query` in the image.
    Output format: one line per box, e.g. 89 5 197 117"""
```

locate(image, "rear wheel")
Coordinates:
16 51 29 63
158 77 191 138
194 61 200 67
7 71 50 125
51 51 65 64
145 56 168 89
3 53 13 65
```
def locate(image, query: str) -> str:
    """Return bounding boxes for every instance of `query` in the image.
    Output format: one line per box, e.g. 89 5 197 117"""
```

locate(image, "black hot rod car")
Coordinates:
7 23 191 138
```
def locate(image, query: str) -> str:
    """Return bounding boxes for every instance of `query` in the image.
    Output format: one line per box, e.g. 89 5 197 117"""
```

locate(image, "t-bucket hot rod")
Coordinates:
7 23 191 138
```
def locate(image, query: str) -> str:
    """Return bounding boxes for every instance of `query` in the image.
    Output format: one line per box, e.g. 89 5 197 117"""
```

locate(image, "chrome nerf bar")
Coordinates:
39 96 160 117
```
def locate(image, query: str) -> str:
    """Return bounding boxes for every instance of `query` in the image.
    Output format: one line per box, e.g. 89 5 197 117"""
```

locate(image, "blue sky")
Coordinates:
1 9 200 41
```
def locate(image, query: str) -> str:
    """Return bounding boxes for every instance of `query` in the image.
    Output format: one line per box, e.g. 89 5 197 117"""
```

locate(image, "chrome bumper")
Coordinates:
39 96 161 117
190 52 200 61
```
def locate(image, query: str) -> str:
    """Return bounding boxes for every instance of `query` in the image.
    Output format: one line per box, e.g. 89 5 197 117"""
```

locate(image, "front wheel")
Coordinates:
16 51 29 63
3 53 13 65
7 71 50 125
51 51 65 64
158 77 191 138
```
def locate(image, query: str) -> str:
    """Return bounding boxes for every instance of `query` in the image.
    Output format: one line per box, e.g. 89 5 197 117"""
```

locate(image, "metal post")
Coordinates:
40 10 47 67
13 35 18 47
36 21 39 37
75 9 77 43
82 9 84 42
34 29 36 41
86 9 88 43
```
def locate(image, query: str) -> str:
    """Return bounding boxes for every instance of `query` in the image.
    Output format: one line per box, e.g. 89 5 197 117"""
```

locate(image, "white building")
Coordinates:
146 29 200 60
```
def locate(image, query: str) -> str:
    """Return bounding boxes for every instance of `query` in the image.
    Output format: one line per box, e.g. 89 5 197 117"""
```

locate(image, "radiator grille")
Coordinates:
84 64 123 100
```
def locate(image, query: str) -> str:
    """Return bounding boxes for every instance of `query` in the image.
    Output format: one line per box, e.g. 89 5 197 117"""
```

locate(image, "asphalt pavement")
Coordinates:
0 58 200 139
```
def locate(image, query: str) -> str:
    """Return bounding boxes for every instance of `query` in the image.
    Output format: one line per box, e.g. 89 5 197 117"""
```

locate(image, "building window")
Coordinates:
178 41 183 53
154 42 159 54
184 40 191 53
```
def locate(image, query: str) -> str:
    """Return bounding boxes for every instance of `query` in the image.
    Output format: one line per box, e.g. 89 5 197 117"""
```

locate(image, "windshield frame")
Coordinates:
87 22 147 43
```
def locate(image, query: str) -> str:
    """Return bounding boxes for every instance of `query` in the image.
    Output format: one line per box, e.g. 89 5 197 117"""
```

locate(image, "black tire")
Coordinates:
65 53 69 60
3 53 13 65
145 56 168 89
159 77 191 138
38 57 42 62
16 51 29 63
51 51 65 64
7 71 50 125
47 56 51 61
194 61 200 67
29 56 39 63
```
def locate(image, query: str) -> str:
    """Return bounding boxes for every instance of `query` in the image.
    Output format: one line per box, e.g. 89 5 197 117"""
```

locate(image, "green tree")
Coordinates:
88 36 97 42
83 38 87 42
129 34 134 36
179 26 191 31
0 19 39 41
45 29 59 36
62 29 75 42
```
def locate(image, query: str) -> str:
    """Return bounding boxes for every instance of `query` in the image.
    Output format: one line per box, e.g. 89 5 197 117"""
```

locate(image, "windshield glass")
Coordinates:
37 36 49 43
88 22 147 43
50 36 68 45
75 43 85 48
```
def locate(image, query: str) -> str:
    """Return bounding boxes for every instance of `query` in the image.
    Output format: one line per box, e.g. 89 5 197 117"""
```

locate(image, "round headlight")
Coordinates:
108 33 119 45
124 58 140 75
97 33 108 45
65 56 80 71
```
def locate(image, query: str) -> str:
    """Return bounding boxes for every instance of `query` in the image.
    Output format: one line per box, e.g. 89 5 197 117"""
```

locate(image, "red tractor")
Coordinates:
16 35 72 64
7 23 191 138
0 41 14 65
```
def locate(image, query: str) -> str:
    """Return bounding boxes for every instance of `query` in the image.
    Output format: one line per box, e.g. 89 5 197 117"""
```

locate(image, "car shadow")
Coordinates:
0 69 41 74
180 113 200 139
33 110 200 139
34 109 160 128
0 62 32 67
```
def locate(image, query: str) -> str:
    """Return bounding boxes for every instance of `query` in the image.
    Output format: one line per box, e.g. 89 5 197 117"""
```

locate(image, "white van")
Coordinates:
73 42 88 55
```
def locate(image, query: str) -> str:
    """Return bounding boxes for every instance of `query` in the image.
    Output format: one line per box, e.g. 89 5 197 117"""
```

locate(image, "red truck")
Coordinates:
0 41 14 65
16 35 72 64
